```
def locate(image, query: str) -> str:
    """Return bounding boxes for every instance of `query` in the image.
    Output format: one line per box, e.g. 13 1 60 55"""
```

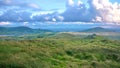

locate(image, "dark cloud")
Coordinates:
0 9 32 22
0 0 41 22
62 0 93 22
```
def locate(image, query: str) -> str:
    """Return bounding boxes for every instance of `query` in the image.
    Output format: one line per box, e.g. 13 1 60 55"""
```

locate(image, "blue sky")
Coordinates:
0 0 120 27
30 0 120 9
0 0 119 11
29 0 120 10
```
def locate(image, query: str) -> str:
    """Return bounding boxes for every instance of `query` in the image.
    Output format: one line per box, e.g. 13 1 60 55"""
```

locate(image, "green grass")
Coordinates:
0 34 120 68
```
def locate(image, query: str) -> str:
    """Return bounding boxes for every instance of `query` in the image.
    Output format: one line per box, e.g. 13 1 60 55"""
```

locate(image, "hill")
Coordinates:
82 27 115 32
0 36 120 68
0 26 51 35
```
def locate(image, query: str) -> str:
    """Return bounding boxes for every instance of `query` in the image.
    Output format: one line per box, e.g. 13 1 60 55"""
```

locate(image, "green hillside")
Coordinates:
0 26 51 35
82 27 115 32
0 35 120 68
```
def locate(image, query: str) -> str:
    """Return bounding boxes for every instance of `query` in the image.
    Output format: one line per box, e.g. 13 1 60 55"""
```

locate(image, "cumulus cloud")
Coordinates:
0 0 120 24
0 22 11 25
66 0 75 7
62 0 90 22
63 0 120 23
77 0 83 6
88 0 120 23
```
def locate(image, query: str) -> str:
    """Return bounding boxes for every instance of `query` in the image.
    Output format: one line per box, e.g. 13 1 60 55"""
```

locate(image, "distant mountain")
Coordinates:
82 27 115 32
0 26 51 35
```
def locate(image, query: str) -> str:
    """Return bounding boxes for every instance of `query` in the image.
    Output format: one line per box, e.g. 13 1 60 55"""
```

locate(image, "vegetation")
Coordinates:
0 33 120 68
81 27 115 32
0 26 51 35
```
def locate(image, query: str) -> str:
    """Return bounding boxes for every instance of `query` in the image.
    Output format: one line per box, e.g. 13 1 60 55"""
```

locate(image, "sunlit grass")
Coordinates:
0 35 120 68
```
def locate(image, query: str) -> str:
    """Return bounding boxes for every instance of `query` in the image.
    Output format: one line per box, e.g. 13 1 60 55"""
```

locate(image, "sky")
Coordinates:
0 0 120 27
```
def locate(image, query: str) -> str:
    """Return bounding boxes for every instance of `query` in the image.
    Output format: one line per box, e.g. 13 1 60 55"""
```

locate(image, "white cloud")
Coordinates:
93 0 120 22
23 22 29 26
92 16 102 22
90 0 120 23
52 18 56 22
66 0 75 7
92 0 104 9
30 11 55 19
28 3 40 9
77 0 83 7
57 16 64 21
44 16 50 21
0 22 11 25
64 0 120 23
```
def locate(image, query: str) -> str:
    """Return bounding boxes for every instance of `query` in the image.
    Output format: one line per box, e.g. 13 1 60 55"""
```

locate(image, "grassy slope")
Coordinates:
0 35 120 68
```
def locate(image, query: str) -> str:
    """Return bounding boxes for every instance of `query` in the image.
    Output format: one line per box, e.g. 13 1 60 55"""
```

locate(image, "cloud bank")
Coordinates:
0 22 11 25
0 0 120 24
63 0 120 23
89 0 120 23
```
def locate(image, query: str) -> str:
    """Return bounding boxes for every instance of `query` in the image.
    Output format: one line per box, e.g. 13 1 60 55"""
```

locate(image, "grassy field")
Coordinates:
0 33 120 68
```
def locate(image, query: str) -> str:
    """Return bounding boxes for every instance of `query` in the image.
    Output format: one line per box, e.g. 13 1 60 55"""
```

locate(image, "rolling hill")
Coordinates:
0 26 51 35
82 27 115 32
